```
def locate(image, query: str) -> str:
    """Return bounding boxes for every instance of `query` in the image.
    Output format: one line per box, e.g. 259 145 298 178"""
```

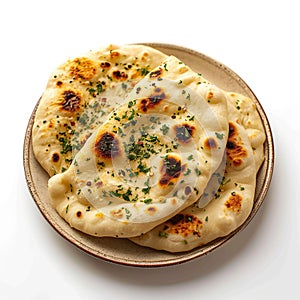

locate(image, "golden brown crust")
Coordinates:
69 57 97 80
226 122 248 167
162 214 203 238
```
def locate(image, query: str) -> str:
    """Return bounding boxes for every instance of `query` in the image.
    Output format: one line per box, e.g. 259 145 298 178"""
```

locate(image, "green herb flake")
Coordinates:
110 190 121 198
143 198 153 204
184 168 191 176
88 88 96 95
96 83 103 94
123 207 132 220
122 188 132 201
195 168 201 176
160 124 169 135
138 163 150 173
140 68 149 76
128 100 136 108
142 186 151 194
59 137 72 154
215 132 225 140
159 231 168 238
128 109 135 120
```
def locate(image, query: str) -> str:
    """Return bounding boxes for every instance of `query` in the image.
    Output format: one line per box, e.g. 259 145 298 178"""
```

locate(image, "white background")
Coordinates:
1 0 299 299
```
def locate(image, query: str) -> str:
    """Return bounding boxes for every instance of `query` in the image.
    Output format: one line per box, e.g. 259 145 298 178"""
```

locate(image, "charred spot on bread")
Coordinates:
159 155 183 186
146 206 157 215
52 152 60 162
174 123 195 143
56 81 63 87
61 90 82 112
184 186 192 195
228 122 237 138
225 193 242 212
149 68 163 78
139 87 168 112
204 137 218 149
112 70 128 81
110 51 120 59
164 213 202 237
94 132 121 159
226 122 247 166
100 62 111 68
207 91 214 100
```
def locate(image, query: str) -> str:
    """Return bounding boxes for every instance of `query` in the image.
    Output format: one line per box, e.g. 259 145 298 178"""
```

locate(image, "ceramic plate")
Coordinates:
23 43 274 267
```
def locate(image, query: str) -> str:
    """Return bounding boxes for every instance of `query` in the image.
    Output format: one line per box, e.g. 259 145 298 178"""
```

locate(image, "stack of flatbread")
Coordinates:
32 44 265 252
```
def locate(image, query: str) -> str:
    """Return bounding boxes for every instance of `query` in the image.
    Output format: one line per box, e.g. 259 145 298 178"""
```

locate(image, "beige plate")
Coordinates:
23 43 274 267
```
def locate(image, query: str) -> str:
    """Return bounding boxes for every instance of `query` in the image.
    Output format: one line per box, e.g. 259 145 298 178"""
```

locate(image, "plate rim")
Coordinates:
23 43 274 268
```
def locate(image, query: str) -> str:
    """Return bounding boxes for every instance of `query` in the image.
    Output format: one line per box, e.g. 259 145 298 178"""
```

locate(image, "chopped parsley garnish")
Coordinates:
123 207 132 220
160 124 169 135
142 186 151 194
96 83 103 94
59 137 72 154
195 168 201 176
141 68 149 76
143 198 153 204
215 132 225 140
159 231 168 238
122 188 132 201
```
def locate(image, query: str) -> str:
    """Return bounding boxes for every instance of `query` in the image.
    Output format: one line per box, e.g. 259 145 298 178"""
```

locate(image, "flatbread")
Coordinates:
130 121 257 252
130 89 266 252
32 44 168 176
47 56 229 238
225 92 265 171
196 91 266 209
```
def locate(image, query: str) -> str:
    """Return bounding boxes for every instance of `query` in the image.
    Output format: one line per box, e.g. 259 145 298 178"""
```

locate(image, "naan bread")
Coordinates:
32 44 168 176
48 56 229 238
130 121 257 252
226 92 265 171
130 88 266 252
196 91 266 208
